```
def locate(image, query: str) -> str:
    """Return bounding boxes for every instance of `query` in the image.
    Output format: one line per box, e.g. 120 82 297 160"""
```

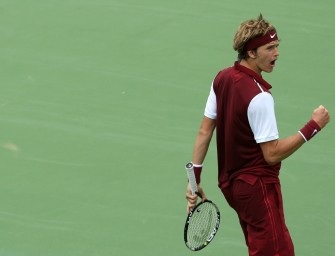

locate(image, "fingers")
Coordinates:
186 193 198 205
318 105 329 111
197 187 207 202
186 193 198 213
185 184 207 213
317 105 328 112
312 105 330 129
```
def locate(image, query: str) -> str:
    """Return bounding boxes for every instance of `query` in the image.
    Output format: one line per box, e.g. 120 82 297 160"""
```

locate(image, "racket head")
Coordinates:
184 199 220 251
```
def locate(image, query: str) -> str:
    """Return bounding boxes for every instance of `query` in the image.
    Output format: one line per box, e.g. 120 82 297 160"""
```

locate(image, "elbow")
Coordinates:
198 127 214 139
263 155 280 166
260 140 282 166
198 129 211 138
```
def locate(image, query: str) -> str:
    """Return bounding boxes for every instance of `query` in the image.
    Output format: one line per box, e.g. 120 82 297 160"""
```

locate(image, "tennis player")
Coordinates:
185 14 330 256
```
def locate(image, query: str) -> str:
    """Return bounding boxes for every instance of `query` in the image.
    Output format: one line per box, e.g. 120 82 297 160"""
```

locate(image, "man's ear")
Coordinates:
247 50 257 59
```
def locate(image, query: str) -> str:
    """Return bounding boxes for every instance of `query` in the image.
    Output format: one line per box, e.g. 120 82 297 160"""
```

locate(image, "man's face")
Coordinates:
254 40 280 73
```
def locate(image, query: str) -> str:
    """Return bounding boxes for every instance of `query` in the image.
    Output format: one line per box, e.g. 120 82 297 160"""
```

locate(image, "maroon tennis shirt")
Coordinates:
213 62 281 189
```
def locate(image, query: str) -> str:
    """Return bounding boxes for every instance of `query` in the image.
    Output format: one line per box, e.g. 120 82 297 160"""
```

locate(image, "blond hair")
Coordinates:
233 14 275 60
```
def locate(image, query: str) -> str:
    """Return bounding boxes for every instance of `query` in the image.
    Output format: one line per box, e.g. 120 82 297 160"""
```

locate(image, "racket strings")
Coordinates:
186 202 219 249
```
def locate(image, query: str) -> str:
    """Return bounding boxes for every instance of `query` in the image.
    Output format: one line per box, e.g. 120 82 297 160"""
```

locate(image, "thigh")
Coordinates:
230 179 294 256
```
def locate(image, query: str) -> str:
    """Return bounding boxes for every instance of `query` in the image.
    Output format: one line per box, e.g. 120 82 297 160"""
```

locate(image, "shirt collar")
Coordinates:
234 61 272 89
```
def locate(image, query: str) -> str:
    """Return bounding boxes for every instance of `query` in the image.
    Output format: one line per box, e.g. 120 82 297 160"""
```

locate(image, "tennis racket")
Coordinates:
184 162 221 251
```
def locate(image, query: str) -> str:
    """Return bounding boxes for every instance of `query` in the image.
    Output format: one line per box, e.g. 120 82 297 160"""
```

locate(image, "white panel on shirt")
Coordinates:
204 83 279 143
204 82 217 120
247 92 279 143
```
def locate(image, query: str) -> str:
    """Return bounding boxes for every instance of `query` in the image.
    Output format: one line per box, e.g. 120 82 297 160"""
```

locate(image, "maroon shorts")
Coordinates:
221 177 295 256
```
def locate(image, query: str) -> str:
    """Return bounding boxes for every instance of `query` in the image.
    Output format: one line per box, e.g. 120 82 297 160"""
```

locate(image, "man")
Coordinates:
185 14 330 256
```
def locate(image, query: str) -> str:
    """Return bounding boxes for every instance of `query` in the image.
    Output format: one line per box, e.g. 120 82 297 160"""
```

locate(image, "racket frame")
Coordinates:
184 199 220 251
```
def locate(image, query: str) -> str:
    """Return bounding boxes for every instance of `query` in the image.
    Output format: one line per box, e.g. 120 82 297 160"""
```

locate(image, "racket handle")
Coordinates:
185 162 198 195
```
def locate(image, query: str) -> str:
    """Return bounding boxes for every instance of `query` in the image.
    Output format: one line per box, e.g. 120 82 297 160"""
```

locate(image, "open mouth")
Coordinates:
270 60 276 65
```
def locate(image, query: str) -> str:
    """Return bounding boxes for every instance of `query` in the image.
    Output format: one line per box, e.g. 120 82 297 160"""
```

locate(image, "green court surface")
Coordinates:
0 0 334 255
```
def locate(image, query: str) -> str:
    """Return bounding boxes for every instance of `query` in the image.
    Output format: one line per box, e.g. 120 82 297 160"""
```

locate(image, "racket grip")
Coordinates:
185 162 198 195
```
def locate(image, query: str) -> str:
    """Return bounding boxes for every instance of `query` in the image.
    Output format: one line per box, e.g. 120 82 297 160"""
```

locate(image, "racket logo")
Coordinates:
207 215 220 242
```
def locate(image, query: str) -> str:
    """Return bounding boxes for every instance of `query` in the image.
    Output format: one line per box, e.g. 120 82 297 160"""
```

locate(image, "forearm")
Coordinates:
192 131 213 164
192 117 216 165
261 133 305 165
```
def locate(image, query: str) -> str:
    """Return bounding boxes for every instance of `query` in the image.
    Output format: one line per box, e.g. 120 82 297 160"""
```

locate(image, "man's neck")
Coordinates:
239 59 261 75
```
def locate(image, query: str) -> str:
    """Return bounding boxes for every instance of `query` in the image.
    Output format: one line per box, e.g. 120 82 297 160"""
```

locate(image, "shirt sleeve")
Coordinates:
204 82 217 120
247 92 279 143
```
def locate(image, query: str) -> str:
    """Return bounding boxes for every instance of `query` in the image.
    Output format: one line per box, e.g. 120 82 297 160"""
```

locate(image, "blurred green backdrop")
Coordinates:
0 0 334 255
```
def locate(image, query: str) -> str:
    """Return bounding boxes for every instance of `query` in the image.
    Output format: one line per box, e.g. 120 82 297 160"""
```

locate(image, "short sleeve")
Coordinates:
204 82 217 120
247 92 279 143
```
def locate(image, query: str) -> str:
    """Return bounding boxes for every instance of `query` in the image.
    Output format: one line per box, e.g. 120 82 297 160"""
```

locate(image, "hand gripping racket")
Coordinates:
184 162 220 251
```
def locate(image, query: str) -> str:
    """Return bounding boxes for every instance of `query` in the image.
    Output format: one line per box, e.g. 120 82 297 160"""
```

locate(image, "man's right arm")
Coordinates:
192 116 216 165
186 116 216 213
